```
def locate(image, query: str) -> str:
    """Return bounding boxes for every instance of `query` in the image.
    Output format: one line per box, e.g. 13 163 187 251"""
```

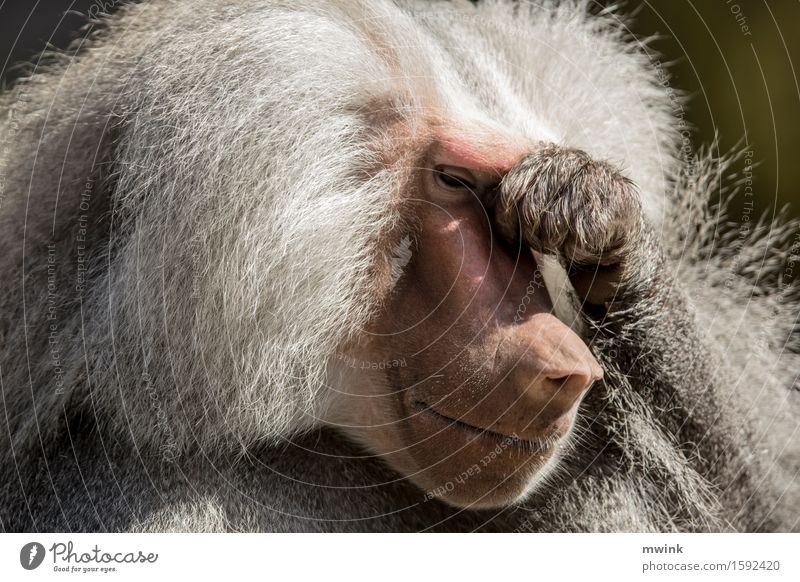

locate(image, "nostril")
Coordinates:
545 365 598 401
542 338 603 398
544 365 598 384
511 312 603 406
571 373 594 397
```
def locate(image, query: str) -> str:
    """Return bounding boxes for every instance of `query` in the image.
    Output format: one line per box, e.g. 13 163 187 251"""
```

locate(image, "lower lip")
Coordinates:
412 401 556 454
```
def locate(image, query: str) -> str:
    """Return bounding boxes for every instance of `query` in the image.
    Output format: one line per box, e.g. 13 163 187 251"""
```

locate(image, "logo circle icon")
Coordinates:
20 542 46 570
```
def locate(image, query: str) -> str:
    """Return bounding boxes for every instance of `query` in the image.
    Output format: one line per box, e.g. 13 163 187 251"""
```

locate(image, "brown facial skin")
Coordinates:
328 144 603 509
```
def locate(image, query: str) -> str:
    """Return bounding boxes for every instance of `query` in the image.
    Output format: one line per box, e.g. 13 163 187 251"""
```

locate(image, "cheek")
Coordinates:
374 199 552 357
344 197 593 504
322 362 412 456
349 210 497 414
389 206 494 335
416 203 508 308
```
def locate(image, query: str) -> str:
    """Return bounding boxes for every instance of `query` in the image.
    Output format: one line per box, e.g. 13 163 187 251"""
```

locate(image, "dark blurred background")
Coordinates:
1 0 798 219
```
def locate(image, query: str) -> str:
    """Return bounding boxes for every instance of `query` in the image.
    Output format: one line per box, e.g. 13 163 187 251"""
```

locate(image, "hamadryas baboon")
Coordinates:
0 0 797 532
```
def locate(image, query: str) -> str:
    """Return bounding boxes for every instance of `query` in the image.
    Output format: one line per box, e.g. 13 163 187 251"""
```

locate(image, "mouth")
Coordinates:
411 400 559 454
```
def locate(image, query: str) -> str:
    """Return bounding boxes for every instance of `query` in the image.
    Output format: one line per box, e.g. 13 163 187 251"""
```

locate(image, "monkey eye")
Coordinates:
434 165 477 192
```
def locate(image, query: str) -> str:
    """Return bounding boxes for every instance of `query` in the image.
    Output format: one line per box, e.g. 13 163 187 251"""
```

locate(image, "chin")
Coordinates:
386 403 571 509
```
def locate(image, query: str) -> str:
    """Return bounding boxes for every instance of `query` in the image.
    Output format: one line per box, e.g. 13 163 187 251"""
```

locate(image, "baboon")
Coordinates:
0 0 797 532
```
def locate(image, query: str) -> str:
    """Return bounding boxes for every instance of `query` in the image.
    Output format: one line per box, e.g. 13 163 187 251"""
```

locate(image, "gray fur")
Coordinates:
493 144 643 264
0 0 797 532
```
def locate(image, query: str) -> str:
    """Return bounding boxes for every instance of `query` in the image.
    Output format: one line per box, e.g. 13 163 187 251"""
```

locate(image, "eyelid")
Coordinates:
434 165 477 191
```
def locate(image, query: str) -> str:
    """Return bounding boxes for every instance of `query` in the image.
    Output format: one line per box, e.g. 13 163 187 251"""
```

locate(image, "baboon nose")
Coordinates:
542 362 602 407
516 313 602 414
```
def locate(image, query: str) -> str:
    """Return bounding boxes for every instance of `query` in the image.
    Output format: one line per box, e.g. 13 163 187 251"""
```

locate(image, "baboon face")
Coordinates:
330 138 604 509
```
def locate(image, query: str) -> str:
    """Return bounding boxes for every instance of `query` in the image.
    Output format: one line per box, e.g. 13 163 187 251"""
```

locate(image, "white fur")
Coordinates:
0 0 794 489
